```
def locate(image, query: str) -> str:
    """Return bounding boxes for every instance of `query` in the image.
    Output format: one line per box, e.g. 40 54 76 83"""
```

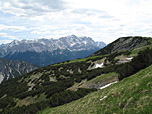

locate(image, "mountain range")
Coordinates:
0 58 38 83
0 35 106 66
0 36 152 114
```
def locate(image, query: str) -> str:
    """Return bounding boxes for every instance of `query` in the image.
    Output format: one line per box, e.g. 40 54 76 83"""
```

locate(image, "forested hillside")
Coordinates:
0 36 152 114
40 64 152 114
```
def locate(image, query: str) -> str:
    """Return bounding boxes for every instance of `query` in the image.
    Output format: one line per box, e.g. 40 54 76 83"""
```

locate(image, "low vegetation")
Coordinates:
1 36 152 114
1 47 152 114
39 64 152 114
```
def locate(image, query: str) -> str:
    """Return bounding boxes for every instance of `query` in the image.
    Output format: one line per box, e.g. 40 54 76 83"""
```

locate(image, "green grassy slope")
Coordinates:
1 36 152 114
68 72 118 91
39 65 152 114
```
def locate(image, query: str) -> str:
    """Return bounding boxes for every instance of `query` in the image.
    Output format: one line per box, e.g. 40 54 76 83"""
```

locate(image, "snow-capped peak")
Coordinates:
0 35 106 54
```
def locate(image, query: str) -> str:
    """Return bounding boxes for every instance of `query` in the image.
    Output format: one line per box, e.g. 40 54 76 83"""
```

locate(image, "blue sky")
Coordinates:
0 0 152 44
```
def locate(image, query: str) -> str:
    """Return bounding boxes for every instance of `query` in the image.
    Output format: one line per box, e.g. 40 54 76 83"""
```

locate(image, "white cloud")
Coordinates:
0 0 66 17
0 40 12 44
31 30 51 35
0 0 152 44
0 32 17 39
0 24 28 32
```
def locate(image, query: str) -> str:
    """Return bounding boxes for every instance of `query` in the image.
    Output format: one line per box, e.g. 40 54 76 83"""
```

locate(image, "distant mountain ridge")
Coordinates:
0 35 106 66
0 58 38 83
0 35 106 54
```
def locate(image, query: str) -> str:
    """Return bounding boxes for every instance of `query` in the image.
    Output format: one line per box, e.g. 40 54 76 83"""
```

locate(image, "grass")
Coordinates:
38 65 152 114
16 93 46 107
51 43 152 67
47 44 152 67
86 72 118 85
69 55 108 63
131 44 152 55
68 72 118 91
52 55 109 66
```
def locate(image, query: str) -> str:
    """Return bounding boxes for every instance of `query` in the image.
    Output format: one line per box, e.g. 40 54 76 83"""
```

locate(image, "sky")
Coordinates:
0 0 152 44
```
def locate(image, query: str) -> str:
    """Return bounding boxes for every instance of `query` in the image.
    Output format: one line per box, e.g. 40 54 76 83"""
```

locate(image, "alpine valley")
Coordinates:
0 58 38 83
0 35 106 66
0 36 152 114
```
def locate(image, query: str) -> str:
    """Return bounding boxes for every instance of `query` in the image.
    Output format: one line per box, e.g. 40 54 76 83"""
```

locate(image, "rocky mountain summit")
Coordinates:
0 35 106 66
0 35 105 54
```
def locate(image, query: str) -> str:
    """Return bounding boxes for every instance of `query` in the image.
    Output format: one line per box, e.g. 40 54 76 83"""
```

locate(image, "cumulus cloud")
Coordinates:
0 0 66 17
72 8 113 20
0 24 28 32
72 9 107 16
0 32 17 39
0 0 152 44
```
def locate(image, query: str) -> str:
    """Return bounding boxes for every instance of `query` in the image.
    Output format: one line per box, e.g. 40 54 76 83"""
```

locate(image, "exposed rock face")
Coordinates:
0 35 106 54
0 58 38 83
0 35 106 66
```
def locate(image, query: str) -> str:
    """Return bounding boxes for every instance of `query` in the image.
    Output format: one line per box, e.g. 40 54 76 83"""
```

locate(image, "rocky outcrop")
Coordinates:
0 58 38 83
